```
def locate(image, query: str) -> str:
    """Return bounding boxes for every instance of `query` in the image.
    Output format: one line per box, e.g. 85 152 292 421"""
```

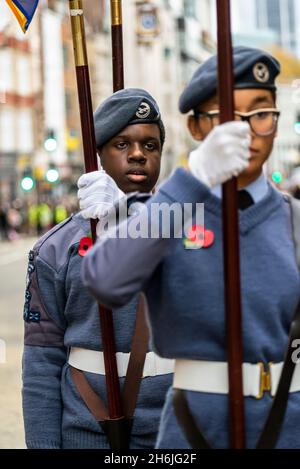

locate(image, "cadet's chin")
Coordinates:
238 160 263 187
122 180 151 194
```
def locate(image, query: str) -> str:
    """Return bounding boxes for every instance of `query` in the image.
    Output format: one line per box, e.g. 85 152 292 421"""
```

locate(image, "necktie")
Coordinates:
238 189 254 210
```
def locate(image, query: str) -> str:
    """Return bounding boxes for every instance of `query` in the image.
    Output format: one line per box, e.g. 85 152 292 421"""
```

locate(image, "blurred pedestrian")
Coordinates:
6 206 22 240
0 204 9 240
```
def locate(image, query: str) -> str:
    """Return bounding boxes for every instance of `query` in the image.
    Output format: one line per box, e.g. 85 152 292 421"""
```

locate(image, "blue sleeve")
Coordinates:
82 219 173 309
22 345 66 449
81 168 210 309
22 250 67 449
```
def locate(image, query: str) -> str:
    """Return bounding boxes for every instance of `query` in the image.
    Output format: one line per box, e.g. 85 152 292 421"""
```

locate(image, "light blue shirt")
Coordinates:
211 173 268 204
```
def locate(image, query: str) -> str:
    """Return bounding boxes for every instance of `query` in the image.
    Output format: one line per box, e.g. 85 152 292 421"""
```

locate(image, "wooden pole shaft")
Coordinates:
110 1 124 91
69 0 123 420
216 0 246 449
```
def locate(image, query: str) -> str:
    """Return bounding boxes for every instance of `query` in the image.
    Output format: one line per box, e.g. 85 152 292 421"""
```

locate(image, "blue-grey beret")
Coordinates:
94 88 165 148
179 46 281 113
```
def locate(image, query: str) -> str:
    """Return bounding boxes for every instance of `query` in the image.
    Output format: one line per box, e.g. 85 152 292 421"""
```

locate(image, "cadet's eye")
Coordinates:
115 142 128 150
254 111 269 120
144 142 157 151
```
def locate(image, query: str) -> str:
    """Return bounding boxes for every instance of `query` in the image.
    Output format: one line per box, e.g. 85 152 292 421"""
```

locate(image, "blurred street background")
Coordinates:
2 0 300 448
0 237 36 448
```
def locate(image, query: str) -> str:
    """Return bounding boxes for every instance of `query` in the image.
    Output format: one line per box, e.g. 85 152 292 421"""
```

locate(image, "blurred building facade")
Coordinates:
231 0 300 180
2 0 299 203
0 2 41 203
85 0 216 179
255 0 300 58
0 0 218 204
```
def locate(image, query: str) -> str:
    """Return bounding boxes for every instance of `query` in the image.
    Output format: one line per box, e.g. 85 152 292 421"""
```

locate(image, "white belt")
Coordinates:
68 347 174 378
173 359 300 399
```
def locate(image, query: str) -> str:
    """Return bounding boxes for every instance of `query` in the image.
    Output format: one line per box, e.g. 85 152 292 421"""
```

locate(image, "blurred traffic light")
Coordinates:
21 170 35 191
271 171 283 184
294 112 300 135
45 167 59 183
44 129 57 152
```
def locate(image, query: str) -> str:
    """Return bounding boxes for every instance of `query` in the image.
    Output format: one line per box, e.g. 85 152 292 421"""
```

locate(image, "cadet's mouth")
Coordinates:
126 169 148 183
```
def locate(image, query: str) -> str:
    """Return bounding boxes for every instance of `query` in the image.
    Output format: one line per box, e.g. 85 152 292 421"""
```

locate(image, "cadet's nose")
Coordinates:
128 144 146 163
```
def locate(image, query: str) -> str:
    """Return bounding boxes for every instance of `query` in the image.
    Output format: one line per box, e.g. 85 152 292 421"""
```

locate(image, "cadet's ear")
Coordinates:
187 115 204 141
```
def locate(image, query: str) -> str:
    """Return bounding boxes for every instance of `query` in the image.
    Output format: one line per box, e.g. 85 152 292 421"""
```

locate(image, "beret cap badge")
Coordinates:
136 102 151 119
253 62 270 83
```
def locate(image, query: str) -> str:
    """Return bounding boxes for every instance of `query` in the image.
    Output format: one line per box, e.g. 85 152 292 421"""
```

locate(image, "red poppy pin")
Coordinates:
78 236 93 257
183 224 214 249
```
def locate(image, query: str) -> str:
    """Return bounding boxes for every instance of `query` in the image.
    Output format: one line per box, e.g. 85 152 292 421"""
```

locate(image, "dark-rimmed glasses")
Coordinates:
193 108 280 136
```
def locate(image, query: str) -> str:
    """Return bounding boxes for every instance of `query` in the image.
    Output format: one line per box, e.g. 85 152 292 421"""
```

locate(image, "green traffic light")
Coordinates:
21 176 35 192
44 137 57 152
272 171 283 184
44 130 57 152
45 168 59 183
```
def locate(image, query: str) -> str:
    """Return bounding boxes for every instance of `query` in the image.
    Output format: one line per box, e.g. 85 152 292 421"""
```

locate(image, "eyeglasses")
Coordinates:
193 108 280 136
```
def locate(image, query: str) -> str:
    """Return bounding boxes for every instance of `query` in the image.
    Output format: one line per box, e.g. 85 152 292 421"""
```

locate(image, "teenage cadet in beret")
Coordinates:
82 47 300 448
78 88 165 224
22 88 173 449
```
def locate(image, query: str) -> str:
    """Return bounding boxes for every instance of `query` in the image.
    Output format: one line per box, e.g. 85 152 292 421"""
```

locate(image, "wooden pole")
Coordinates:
216 0 246 449
110 0 124 91
68 0 124 426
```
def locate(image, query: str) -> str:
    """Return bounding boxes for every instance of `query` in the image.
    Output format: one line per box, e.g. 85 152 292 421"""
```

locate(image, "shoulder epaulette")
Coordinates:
33 214 88 272
33 216 74 254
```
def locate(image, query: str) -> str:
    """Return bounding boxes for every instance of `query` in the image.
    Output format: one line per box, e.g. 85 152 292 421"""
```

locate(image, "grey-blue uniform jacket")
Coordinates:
82 168 300 448
22 213 172 449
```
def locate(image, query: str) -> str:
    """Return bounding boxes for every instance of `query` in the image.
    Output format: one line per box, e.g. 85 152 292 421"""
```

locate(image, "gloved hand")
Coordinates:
77 170 125 220
188 121 251 188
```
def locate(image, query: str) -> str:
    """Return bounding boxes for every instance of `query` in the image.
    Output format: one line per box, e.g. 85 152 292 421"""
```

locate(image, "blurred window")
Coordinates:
0 108 15 152
16 55 31 95
17 109 33 153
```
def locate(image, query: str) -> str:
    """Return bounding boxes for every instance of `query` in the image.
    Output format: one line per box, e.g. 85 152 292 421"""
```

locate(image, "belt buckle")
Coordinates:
256 362 272 399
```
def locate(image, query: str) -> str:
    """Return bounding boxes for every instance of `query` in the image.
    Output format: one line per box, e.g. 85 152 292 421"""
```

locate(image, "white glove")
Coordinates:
77 170 125 220
188 121 251 188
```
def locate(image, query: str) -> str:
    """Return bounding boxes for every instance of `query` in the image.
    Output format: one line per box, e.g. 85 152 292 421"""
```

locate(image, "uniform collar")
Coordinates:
211 172 268 204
